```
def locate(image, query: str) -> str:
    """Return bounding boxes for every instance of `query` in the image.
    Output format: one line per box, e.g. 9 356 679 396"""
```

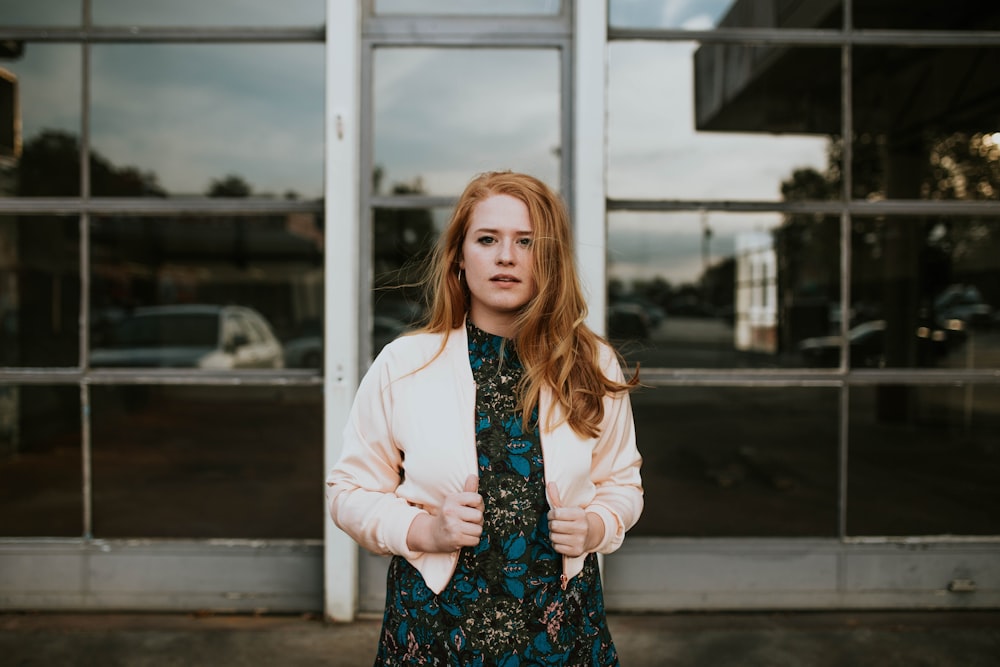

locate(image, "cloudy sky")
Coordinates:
6 0 830 284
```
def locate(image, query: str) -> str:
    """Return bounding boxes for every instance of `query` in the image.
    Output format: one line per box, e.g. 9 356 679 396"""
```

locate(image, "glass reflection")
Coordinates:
0 217 81 368
91 385 322 538
608 42 833 200
92 0 324 26
609 0 841 29
853 0 1000 30
374 49 560 197
375 0 559 15
850 217 999 370
90 44 324 198
608 212 840 369
631 386 839 537
0 44 83 198
371 207 451 357
0 384 81 536
852 48 1000 201
0 0 80 26
848 384 1000 536
89 215 324 370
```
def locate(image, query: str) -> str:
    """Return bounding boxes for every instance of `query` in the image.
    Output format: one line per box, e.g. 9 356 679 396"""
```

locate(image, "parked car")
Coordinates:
798 319 953 368
608 303 651 342
90 304 284 369
933 284 994 330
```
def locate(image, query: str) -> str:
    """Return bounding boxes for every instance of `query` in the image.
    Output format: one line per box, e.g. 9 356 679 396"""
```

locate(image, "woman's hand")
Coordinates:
546 482 603 558
407 474 484 554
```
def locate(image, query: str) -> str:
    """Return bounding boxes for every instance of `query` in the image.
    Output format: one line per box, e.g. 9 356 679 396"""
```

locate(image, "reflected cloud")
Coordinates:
89 44 324 198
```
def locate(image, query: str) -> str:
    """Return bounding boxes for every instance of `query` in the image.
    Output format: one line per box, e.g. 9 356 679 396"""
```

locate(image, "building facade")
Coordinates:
1 1 998 620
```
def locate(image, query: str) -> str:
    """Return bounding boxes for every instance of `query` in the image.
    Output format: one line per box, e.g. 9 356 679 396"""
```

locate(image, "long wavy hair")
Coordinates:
420 171 637 438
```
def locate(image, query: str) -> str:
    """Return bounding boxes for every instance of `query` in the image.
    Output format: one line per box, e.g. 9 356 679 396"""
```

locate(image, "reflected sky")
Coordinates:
608 41 829 200
610 0 735 30
376 0 560 15
94 0 324 26
2 45 81 140
90 44 324 198
374 48 560 195
609 211 783 285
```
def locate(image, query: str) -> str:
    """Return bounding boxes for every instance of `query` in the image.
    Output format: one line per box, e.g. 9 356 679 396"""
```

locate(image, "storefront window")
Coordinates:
630 386 840 537
90 44 324 199
90 385 323 538
849 216 999 370
89 214 324 370
607 211 840 369
851 47 1000 201
0 44 83 198
848 384 1000 536
852 1 996 29
375 0 559 16
373 48 560 197
92 0 324 26
609 0 842 30
0 384 82 537
0 0 81 26
0 217 81 368
608 42 835 200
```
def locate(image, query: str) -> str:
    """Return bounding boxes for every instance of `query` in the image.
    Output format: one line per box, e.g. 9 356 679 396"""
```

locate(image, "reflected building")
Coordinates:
0 0 998 618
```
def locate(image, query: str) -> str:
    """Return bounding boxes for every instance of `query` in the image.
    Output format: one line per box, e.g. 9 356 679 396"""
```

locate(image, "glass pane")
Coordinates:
92 0 324 26
372 207 450 356
375 0 559 15
610 0 842 29
850 216 999 370
852 47 1000 201
0 0 80 26
608 42 835 200
89 215 324 370
374 48 560 197
854 1 999 29
90 44 324 198
0 216 81 368
631 386 839 537
848 384 1000 536
0 44 82 197
608 211 840 369
0 385 82 536
91 385 322 538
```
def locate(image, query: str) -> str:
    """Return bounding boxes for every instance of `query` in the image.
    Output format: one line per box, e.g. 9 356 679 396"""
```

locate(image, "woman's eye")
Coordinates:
477 236 495 245
517 238 533 248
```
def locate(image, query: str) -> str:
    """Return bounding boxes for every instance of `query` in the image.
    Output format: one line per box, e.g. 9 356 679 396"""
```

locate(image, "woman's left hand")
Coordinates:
546 482 603 557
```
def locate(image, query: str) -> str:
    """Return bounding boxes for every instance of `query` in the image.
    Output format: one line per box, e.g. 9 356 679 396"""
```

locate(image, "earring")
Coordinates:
458 269 464 283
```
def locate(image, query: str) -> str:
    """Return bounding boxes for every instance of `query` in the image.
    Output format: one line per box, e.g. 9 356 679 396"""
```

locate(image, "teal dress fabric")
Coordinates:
374 321 619 666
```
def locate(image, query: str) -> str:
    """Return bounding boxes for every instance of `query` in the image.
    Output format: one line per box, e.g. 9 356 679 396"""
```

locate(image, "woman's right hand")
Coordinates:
406 474 484 553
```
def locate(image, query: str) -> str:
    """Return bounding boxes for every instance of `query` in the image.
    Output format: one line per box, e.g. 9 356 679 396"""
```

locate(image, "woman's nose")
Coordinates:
496 240 514 264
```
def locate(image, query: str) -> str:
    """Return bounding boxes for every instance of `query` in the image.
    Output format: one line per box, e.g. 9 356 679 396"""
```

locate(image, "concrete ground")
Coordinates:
1 610 999 666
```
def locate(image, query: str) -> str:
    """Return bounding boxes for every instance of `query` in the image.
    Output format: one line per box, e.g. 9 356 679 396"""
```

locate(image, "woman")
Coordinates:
327 171 643 665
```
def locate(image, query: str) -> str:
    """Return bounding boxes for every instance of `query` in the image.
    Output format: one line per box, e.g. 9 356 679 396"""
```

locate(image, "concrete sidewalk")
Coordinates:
1 610 999 666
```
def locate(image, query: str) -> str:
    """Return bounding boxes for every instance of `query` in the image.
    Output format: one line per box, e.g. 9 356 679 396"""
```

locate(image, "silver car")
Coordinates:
90 304 284 369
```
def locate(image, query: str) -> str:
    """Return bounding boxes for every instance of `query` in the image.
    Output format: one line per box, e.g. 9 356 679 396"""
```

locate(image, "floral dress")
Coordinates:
374 321 619 666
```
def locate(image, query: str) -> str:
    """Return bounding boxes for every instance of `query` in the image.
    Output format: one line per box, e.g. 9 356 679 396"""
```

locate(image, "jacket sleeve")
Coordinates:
585 350 644 555
325 350 426 559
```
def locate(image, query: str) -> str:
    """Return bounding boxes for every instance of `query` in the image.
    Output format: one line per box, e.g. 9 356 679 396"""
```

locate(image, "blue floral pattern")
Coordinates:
374 321 619 666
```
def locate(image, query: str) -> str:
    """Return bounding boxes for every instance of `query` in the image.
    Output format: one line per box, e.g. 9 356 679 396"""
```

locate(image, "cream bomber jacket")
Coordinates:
325 322 643 595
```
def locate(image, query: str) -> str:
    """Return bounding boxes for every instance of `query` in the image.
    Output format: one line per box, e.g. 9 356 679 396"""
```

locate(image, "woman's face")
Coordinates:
459 193 537 337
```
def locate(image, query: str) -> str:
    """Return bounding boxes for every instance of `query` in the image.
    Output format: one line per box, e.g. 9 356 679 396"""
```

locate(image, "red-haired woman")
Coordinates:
327 171 643 666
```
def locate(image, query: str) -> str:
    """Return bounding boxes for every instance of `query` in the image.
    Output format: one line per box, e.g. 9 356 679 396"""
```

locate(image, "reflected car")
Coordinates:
90 304 284 369
798 319 953 368
933 284 994 330
608 303 651 342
